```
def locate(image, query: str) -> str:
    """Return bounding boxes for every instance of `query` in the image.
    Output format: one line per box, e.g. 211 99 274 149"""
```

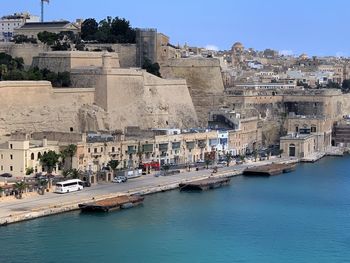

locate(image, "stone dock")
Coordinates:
0 169 243 226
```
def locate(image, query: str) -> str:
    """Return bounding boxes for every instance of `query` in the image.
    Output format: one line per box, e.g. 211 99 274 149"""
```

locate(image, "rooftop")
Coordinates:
280 133 314 140
19 21 71 29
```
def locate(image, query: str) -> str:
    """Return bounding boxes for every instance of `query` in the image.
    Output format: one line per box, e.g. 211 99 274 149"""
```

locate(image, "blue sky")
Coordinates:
1 0 349 56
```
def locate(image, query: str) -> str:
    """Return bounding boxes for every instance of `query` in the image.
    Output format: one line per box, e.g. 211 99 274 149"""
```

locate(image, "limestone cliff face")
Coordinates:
161 58 225 126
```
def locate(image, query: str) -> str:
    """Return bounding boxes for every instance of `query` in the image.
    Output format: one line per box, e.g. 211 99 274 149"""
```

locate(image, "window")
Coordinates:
70 127 74 132
295 126 299 133
311 126 316 133
0 165 3 171
111 147 115 152
88 148 90 153
31 153 35 160
10 144 13 149
10 154 13 160
101 147 103 152
38 152 42 159
10 166 13 171
94 148 97 153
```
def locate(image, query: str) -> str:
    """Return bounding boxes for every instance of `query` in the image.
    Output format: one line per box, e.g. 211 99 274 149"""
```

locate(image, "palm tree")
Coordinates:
204 156 211 169
161 164 170 175
70 168 81 179
38 179 48 195
39 150 61 174
108 160 120 176
62 144 77 169
14 181 27 199
253 150 258 162
26 167 34 176
225 152 233 167
279 149 284 158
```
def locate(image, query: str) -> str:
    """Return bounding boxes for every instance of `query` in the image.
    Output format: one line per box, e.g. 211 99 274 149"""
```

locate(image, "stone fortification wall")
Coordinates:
95 68 198 130
161 57 225 126
0 42 49 66
0 81 101 137
32 51 120 72
85 44 137 68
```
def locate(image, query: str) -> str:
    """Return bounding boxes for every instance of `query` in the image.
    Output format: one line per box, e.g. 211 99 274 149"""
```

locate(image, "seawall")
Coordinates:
0 169 242 226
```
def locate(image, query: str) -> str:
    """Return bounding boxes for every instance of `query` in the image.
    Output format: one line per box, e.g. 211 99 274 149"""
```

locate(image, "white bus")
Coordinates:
55 179 84 193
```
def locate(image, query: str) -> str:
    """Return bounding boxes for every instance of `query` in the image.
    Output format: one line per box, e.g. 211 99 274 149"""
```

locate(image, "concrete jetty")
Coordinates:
179 177 231 191
79 195 144 212
243 163 296 176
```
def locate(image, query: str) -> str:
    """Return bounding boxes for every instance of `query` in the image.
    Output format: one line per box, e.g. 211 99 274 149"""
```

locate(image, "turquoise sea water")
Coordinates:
1 157 350 263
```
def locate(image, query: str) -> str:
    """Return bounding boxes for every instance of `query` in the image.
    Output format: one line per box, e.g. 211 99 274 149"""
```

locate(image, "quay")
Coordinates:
179 177 230 191
0 157 294 226
78 195 144 212
243 163 296 176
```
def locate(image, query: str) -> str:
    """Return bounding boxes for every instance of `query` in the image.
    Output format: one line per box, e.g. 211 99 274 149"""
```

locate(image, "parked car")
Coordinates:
112 176 128 183
0 173 12 178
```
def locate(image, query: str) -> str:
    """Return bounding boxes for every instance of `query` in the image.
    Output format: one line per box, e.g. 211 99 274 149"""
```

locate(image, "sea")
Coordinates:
1 156 350 263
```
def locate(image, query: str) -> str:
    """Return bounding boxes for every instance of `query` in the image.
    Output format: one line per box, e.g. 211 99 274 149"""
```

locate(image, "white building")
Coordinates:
0 12 39 42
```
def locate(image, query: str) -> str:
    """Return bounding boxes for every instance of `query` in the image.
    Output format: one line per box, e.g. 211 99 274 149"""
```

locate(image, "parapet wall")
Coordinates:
0 43 49 65
0 81 99 137
32 51 120 72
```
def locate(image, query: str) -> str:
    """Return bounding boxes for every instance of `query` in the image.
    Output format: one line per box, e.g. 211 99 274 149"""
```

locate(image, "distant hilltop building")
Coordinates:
0 12 39 42
14 20 80 40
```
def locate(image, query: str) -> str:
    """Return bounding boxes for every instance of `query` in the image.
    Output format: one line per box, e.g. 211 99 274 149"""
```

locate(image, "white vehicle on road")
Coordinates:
55 179 84 193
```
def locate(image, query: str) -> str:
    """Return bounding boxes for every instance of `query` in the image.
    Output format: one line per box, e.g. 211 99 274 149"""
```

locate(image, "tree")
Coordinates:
253 150 258 162
70 168 81 179
81 18 99 40
342 79 350 93
37 31 59 46
225 152 233 167
12 34 37 44
39 150 61 174
38 179 48 195
14 181 27 199
26 167 34 175
279 149 284 158
62 144 77 169
142 57 162 77
108 159 120 176
161 164 170 175
204 156 211 169
0 186 3 197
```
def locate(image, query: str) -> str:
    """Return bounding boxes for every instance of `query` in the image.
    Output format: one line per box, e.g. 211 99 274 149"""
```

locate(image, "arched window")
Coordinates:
111 147 115 152
31 153 35 160
37 152 42 159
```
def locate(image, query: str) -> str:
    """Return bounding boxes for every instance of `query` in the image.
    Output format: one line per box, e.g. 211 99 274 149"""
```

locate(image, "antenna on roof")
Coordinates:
41 0 50 22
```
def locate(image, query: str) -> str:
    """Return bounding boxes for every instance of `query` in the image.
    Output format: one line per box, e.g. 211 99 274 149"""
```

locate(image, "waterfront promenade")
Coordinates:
0 157 294 225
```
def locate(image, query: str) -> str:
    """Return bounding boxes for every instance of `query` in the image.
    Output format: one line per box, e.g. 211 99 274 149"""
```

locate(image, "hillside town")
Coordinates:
1 10 350 203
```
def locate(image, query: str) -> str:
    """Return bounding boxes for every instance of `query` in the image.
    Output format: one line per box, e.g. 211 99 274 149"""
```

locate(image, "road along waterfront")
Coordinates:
0 157 295 225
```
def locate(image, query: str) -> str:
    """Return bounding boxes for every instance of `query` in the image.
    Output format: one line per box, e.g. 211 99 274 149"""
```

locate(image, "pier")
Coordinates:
78 195 144 212
179 177 231 191
243 163 296 176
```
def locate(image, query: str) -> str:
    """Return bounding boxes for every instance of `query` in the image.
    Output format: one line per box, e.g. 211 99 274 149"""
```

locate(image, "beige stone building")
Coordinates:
14 21 79 40
280 134 315 158
0 138 60 176
76 130 226 174
286 116 333 151
228 117 262 155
